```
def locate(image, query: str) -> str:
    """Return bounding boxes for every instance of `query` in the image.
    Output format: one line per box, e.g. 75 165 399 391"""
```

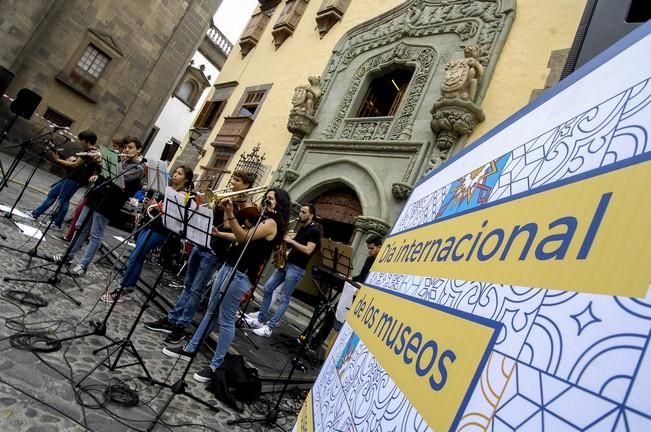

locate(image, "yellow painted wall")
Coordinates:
196 0 588 184
194 0 401 184
470 0 587 142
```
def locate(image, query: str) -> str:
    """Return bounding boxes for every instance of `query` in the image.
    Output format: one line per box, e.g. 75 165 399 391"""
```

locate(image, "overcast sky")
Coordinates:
213 0 259 43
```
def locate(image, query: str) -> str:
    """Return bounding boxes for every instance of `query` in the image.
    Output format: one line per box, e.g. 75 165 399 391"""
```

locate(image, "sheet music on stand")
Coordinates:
147 159 168 195
320 238 353 277
98 146 123 188
162 186 213 248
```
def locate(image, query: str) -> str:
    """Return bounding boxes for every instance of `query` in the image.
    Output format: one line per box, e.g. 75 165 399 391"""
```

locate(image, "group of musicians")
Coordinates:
24 128 382 385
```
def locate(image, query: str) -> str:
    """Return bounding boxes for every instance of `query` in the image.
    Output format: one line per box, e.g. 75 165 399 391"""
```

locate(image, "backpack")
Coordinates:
206 353 261 411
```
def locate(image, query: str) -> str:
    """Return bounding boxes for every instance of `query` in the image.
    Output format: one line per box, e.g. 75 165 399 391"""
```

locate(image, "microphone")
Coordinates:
263 197 272 208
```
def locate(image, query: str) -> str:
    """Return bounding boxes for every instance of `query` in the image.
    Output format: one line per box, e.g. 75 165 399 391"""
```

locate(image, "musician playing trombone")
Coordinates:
26 130 101 231
144 170 256 344
245 203 321 337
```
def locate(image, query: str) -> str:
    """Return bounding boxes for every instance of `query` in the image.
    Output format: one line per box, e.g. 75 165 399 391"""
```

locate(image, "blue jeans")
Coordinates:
32 178 80 227
69 206 110 268
258 263 305 329
185 264 250 370
120 228 167 289
168 247 220 327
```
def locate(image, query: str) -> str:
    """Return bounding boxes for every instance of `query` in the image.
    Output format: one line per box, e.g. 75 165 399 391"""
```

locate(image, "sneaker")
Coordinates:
193 366 215 383
164 326 186 344
144 317 175 334
70 264 86 276
24 211 37 221
162 346 194 361
51 254 72 264
243 313 263 329
252 324 272 337
100 289 131 303
49 225 63 232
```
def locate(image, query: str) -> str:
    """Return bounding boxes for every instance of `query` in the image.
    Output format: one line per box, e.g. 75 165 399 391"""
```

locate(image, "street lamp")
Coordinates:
188 128 206 157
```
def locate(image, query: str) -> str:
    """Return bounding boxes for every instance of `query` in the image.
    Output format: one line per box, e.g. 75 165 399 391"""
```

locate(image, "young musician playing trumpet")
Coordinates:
26 130 101 231
163 188 290 383
100 165 194 303
245 203 321 337
144 171 256 344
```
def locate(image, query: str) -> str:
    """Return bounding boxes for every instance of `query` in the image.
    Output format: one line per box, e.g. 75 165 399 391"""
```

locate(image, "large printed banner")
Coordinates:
295 22 651 432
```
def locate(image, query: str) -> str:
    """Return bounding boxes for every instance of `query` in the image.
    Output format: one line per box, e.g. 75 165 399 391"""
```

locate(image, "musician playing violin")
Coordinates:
27 130 101 231
163 187 291 383
145 171 257 344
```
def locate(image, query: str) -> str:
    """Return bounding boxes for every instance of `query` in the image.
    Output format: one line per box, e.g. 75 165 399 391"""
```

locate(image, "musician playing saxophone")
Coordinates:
245 204 321 337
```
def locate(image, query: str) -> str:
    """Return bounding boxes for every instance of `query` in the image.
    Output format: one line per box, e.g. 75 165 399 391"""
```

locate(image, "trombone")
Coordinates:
203 185 267 209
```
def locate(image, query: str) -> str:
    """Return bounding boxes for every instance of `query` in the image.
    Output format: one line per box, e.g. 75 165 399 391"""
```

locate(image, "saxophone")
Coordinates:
274 218 298 269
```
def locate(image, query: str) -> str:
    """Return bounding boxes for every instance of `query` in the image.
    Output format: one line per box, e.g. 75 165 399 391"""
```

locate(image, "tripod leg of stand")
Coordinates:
228 298 325 427
5 156 43 220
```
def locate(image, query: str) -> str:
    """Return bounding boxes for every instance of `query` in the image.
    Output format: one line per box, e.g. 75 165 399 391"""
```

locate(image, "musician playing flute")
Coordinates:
62 137 145 276
245 203 321 337
26 130 101 232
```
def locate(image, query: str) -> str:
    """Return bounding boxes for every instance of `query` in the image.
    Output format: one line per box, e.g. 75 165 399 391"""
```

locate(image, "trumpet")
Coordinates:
203 186 267 209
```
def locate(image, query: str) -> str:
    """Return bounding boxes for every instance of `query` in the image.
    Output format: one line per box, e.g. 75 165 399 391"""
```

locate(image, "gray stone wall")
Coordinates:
1 0 221 146
0 0 54 70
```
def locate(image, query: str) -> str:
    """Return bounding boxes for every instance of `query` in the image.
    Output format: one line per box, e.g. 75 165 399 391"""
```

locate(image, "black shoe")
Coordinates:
145 317 175 334
162 346 194 361
193 366 215 383
164 326 186 344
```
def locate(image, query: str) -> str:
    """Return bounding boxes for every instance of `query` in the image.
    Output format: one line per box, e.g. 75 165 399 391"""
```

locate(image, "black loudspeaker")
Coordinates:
10 88 42 120
0 66 14 97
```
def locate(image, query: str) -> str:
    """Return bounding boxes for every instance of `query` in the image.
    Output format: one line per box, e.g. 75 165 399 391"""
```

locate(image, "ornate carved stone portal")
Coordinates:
273 0 514 269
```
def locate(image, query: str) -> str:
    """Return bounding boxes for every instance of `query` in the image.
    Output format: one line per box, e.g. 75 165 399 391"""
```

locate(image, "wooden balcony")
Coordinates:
271 0 309 48
239 11 271 56
315 0 351 38
211 116 254 151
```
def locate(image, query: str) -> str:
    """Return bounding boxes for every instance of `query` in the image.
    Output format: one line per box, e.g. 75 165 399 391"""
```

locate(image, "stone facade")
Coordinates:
273 0 515 267
0 0 222 145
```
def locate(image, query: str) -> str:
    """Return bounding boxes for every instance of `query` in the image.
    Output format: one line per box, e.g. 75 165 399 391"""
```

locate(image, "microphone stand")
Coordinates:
144 201 272 431
0 128 57 193
2 161 145 305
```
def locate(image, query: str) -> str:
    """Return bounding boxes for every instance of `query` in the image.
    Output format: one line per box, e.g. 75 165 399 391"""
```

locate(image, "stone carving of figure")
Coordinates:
291 76 322 115
440 45 484 100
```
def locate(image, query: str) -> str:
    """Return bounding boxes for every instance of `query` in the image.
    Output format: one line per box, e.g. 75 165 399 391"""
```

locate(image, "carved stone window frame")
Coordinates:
323 44 437 141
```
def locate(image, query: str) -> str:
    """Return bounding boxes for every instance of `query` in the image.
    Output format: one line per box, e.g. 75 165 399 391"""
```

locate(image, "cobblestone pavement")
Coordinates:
0 153 305 431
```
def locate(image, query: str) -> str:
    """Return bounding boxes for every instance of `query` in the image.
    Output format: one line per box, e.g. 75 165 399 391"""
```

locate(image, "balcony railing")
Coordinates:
212 116 254 150
206 25 233 56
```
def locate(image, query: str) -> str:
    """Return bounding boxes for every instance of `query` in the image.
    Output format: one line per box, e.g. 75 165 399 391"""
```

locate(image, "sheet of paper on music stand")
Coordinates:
162 187 186 235
335 281 357 323
320 238 353 277
99 146 121 187
185 205 213 248
162 186 213 248
147 159 168 194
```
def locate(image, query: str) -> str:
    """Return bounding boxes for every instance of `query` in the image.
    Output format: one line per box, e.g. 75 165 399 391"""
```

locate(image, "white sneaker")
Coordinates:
252 324 272 337
243 313 263 329
24 211 37 221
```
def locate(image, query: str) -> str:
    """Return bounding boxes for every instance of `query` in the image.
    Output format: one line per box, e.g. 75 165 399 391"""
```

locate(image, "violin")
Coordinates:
232 196 260 222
